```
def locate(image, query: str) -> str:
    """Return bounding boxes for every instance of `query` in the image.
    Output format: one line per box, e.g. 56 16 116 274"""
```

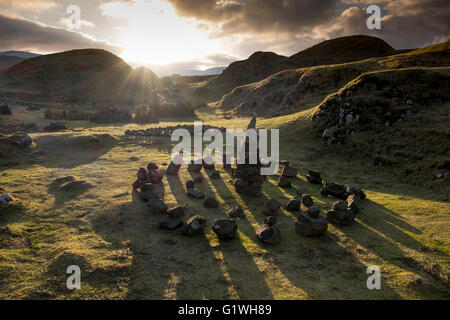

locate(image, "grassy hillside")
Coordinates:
0 49 161 104
0 105 448 299
218 40 450 117
200 35 403 100
290 35 396 66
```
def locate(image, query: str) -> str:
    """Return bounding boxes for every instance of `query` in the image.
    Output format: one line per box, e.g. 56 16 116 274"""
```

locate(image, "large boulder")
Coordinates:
181 215 207 236
212 219 238 240
295 207 328 237
321 181 348 200
256 217 281 244
5 133 32 148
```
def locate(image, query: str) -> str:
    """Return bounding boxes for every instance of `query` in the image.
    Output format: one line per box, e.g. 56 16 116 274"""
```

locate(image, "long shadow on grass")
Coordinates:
181 168 274 299
210 169 404 299
90 189 230 299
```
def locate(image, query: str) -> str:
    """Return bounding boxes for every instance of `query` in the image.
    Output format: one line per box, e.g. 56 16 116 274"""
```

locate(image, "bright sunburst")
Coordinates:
101 0 222 65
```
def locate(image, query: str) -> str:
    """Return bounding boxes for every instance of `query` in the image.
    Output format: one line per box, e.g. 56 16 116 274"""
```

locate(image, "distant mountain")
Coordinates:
182 67 226 76
203 51 298 97
2 49 161 103
290 35 396 66
0 51 40 59
0 55 24 68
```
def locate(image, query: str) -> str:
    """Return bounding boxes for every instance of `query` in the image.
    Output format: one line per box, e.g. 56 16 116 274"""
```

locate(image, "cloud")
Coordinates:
168 0 340 37
0 0 60 12
0 12 122 54
313 0 450 49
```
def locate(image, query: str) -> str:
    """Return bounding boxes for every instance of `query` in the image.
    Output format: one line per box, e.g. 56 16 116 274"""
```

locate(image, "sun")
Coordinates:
101 0 222 65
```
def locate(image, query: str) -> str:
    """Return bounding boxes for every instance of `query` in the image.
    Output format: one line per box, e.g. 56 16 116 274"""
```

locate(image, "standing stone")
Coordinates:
213 219 238 240
347 194 362 215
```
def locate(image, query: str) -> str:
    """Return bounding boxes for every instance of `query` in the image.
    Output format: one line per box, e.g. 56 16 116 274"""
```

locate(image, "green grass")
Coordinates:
0 104 449 300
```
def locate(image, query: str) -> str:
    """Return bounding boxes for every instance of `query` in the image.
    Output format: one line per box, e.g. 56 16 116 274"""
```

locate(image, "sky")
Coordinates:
0 0 449 75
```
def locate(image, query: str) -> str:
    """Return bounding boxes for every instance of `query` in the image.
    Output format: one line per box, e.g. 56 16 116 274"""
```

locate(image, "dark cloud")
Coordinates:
0 12 122 54
168 0 340 36
317 0 450 49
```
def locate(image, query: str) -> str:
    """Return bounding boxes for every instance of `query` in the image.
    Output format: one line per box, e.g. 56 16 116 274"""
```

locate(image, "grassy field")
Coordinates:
0 105 449 299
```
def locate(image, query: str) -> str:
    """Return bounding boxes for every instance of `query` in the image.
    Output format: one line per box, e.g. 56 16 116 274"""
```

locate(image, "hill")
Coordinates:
0 51 40 59
0 55 24 68
0 49 161 104
290 35 396 66
200 35 402 100
202 51 299 98
218 40 450 117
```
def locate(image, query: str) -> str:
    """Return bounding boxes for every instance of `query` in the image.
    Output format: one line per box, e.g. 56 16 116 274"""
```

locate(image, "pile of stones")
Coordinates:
295 206 328 237
124 124 226 138
232 146 266 198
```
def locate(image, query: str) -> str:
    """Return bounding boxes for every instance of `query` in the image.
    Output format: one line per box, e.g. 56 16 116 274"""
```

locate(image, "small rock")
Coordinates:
263 199 281 216
306 206 320 219
306 171 322 184
281 166 297 178
5 133 32 148
228 205 245 219
186 180 195 189
212 219 238 240
332 200 347 212
181 215 207 236
256 219 281 244
277 176 292 188
286 198 301 212
186 189 206 199
204 197 219 208
159 217 183 230
301 194 314 208
167 206 185 218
